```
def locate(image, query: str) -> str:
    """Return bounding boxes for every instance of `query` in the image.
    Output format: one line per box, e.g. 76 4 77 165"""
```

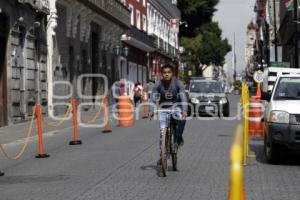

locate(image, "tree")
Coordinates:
178 0 219 37
181 22 231 76
178 0 231 76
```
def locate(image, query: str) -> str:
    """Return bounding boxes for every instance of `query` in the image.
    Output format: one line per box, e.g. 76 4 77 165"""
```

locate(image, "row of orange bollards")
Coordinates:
35 98 83 158
34 94 148 158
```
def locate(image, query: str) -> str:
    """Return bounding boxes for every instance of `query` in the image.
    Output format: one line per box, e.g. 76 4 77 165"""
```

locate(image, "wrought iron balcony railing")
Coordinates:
128 26 155 48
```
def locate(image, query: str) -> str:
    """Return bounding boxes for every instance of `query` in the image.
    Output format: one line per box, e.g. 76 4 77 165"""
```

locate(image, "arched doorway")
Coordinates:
0 13 8 126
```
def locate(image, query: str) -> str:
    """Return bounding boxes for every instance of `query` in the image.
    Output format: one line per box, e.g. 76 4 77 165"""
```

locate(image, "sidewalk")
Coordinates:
0 104 145 145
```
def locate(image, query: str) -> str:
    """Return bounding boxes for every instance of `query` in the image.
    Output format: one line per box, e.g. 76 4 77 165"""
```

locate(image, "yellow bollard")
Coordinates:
228 125 245 200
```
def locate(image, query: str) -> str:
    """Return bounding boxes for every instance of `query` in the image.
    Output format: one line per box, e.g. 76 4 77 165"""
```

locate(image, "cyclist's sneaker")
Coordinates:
177 136 184 146
157 158 162 166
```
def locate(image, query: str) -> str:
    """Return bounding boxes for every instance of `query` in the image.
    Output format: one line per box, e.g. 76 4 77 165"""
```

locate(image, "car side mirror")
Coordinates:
262 92 271 101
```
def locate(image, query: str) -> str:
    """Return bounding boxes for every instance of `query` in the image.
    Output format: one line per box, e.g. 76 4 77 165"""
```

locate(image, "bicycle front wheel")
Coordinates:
161 128 168 177
171 153 177 171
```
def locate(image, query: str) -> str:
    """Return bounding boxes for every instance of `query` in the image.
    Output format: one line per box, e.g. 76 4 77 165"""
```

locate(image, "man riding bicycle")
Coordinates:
148 64 188 164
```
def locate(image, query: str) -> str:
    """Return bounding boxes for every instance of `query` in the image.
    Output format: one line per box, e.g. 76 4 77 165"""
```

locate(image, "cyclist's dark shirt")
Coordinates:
149 78 188 112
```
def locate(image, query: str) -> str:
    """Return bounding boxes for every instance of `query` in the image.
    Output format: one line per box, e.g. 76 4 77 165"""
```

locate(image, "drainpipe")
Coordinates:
47 0 57 116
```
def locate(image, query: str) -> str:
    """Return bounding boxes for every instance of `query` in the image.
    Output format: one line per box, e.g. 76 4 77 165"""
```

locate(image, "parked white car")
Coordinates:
262 74 300 163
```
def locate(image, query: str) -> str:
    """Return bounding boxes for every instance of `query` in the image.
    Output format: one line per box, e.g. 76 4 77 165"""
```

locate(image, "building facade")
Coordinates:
0 0 49 126
244 21 258 80
0 0 181 126
278 0 298 67
120 0 155 85
253 0 298 72
47 0 131 116
119 0 181 84
147 0 181 80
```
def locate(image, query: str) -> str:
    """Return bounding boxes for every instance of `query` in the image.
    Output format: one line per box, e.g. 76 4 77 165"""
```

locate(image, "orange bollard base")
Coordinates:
0 171 4 176
69 140 82 145
35 154 50 159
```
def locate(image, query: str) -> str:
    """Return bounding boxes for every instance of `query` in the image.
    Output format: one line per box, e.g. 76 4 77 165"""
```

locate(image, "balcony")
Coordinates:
79 0 131 28
152 36 177 59
129 27 155 49
122 27 155 52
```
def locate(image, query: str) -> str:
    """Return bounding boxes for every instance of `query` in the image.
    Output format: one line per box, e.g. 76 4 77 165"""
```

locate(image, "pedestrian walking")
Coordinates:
133 82 143 107
111 80 121 112
111 79 127 112
144 80 155 100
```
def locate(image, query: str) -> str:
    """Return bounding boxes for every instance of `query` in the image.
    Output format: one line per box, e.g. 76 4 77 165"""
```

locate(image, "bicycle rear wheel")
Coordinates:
161 128 168 177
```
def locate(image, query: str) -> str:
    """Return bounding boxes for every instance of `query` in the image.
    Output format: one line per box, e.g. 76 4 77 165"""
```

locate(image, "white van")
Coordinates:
262 67 300 93
262 74 300 163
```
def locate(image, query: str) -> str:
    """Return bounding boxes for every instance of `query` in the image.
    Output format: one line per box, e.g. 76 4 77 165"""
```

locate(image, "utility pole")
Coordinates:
273 0 278 61
232 32 236 81
294 0 299 68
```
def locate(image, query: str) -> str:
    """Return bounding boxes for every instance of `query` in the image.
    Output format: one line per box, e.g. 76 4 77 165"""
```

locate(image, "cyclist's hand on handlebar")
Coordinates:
182 111 188 119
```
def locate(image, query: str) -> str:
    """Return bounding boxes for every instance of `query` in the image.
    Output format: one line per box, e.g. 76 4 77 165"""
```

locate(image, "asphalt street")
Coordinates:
1 94 299 200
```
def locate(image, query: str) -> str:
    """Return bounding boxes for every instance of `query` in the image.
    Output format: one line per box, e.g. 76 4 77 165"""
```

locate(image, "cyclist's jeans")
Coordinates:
158 107 186 158
159 107 186 137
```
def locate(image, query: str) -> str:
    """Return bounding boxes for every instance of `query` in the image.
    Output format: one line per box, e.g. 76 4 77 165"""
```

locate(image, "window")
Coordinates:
143 0 146 7
142 15 147 31
274 77 300 100
129 4 134 25
136 10 141 29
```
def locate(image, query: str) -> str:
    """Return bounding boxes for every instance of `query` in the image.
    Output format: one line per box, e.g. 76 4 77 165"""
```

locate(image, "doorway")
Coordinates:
0 14 8 126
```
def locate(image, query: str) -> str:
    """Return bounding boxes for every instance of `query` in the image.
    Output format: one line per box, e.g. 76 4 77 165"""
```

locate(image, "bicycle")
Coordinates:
156 109 179 177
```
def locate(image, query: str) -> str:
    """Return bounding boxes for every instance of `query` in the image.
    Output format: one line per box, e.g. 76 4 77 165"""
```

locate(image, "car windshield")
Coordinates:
273 77 300 100
189 81 223 93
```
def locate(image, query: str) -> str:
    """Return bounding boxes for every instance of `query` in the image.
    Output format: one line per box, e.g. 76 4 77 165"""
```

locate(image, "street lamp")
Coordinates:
113 44 129 79
180 21 188 28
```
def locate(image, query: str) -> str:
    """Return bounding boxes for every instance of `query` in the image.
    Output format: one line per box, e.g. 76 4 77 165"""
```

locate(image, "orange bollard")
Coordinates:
69 98 82 145
142 92 148 119
35 104 50 158
118 96 134 127
102 96 112 133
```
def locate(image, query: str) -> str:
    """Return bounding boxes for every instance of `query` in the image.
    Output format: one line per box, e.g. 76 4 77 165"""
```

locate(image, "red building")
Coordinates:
119 0 181 83
126 0 147 31
119 0 154 85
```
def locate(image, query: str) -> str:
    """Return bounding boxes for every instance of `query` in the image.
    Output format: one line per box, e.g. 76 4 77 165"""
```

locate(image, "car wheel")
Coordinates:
223 110 230 117
219 105 229 117
264 135 280 164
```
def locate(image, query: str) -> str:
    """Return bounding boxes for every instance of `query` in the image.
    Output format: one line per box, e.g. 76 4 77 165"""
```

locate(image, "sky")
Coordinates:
213 0 256 77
